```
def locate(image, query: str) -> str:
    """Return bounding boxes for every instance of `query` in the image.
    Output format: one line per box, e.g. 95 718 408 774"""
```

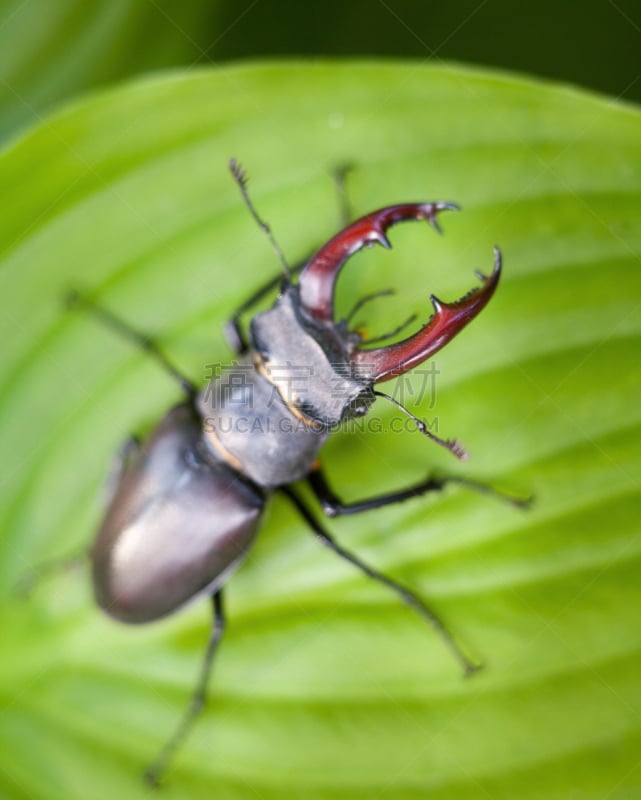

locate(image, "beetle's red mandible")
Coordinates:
298 203 501 383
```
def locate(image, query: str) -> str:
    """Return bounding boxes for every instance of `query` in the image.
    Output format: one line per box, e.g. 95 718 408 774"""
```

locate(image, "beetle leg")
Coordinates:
345 287 395 323
280 485 481 676
223 263 305 353
144 590 226 787
227 163 353 352
65 291 197 398
359 312 418 346
308 464 531 518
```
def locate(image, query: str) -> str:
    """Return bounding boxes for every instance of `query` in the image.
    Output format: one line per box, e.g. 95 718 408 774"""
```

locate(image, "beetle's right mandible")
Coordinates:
297 202 501 384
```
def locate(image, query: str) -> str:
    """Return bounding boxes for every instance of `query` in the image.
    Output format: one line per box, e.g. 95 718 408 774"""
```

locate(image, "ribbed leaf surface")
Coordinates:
0 63 639 799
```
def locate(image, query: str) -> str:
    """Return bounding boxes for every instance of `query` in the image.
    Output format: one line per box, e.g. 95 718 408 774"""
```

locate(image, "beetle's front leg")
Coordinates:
144 590 226 786
308 463 530 518
224 163 354 353
223 268 303 353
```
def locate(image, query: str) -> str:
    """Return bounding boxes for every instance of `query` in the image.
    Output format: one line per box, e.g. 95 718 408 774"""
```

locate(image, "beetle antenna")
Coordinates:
373 390 469 461
229 158 291 280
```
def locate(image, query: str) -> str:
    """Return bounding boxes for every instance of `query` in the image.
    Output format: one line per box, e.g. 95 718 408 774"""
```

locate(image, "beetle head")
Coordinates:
250 287 375 426
250 202 501 432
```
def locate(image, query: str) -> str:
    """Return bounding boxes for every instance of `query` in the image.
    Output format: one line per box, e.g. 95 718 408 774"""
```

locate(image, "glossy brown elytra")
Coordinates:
63 161 525 785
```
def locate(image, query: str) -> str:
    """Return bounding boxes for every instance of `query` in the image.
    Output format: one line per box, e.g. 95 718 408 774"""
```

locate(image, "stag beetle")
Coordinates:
65 161 522 784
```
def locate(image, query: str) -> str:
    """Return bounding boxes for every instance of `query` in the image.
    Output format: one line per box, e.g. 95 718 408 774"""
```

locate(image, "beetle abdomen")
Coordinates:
91 403 265 624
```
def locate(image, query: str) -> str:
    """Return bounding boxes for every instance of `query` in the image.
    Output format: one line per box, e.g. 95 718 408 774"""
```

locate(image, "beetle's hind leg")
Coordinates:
144 590 226 787
223 268 305 353
65 291 196 398
280 486 481 677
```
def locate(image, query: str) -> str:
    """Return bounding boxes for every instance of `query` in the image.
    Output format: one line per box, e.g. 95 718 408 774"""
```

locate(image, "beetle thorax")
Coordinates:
250 286 374 426
197 287 373 488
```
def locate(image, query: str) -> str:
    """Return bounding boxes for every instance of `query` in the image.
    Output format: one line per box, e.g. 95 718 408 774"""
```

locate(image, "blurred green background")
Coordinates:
2 0 641 142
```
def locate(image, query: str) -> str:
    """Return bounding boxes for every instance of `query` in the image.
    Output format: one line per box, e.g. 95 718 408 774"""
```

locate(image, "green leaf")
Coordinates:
0 0 219 142
1 62 640 799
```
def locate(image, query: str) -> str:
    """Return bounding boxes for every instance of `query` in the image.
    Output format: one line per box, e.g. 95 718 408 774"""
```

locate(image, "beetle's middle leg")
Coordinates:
144 590 226 786
308 464 531 517
280 485 480 676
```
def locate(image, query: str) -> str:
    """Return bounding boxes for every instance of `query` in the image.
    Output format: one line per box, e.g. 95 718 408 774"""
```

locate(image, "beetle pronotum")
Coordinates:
62 161 526 784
